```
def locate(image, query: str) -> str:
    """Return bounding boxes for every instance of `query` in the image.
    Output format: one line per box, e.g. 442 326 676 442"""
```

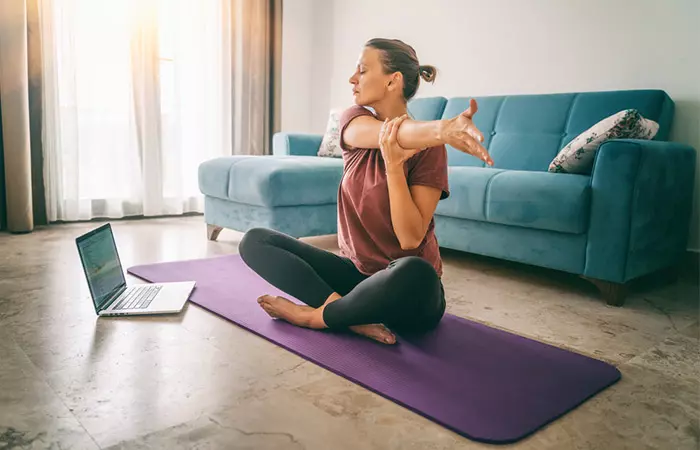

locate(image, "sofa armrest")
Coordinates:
272 132 323 156
584 139 696 283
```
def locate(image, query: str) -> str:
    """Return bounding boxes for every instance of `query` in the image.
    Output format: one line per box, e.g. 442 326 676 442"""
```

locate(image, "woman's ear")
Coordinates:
388 72 402 91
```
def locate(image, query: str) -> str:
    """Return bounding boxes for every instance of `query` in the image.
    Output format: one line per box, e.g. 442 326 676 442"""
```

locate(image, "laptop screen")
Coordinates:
76 224 126 311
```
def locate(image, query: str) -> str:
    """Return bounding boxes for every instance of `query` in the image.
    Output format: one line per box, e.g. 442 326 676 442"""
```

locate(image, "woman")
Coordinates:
239 38 493 345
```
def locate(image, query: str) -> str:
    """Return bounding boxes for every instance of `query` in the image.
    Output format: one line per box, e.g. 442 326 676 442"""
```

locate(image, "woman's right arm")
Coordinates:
343 116 443 150
342 99 494 166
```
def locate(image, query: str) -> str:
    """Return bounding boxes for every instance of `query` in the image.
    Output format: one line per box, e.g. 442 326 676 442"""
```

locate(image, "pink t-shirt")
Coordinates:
337 105 450 277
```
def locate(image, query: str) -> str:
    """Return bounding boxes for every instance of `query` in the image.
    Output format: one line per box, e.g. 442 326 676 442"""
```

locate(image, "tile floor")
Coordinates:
0 216 697 449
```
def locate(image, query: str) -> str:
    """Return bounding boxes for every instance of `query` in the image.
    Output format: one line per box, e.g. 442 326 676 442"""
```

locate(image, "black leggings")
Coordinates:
238 227 446 334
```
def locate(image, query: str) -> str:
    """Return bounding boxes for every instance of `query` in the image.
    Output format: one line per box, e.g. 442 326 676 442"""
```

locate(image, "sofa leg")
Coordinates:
207 224 223 241
582 277 627 306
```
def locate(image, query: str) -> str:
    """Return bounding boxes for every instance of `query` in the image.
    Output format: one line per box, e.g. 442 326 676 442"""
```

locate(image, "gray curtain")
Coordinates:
0 101 5 231
27 0 47 226
0 0 34 233
270 0 282 144
0 0 46 233
231 0 282 156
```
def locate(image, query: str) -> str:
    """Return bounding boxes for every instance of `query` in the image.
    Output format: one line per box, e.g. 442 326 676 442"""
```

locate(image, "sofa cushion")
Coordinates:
486 171 591 234
435 167 504 220
436 168 591 234
199 156 344 207
407 96 447 121
564 90 672 142
199 156 256 201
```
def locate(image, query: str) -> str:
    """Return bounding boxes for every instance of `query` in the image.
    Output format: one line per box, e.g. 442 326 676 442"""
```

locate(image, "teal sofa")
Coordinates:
198 89 696 305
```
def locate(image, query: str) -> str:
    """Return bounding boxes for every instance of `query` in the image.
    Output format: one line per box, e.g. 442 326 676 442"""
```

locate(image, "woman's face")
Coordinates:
349 47 397 106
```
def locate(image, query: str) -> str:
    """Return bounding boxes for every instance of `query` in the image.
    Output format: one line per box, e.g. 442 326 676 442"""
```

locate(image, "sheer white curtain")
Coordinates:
40 0 233 221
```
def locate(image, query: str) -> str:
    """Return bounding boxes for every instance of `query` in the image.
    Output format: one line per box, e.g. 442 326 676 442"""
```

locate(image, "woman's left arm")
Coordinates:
381 116 442 250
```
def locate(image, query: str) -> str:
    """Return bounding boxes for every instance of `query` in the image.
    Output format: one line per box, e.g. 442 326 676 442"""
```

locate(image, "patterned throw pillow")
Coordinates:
548 109 659 174
317 109 342 157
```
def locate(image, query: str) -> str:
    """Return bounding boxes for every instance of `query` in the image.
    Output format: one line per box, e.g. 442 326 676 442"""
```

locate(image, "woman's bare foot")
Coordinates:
257 295 324 329
258 293 396 344
323 293 396 345
349 324 396 344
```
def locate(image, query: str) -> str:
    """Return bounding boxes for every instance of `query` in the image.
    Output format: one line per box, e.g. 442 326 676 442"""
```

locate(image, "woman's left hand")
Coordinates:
379 115 419 172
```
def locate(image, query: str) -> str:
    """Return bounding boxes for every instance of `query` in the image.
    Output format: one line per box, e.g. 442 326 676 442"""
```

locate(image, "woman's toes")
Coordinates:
349 324 397 344
378 326 396 344
380 331 396 344
257 295 276 317
261 304 277 318
258 295 276 307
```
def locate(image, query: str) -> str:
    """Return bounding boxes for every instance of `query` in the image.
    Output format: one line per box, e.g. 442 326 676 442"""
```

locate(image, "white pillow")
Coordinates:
317 109 342 158
549 109 659 174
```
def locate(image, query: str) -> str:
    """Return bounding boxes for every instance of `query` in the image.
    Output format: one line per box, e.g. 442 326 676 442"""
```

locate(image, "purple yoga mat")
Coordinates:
127 254 620 444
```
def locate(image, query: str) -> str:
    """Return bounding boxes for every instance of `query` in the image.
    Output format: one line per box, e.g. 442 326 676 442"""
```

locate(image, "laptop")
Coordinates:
76 223 195 316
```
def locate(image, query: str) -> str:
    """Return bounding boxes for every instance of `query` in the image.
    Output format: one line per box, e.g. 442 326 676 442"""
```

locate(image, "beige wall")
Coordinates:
280 0 334 135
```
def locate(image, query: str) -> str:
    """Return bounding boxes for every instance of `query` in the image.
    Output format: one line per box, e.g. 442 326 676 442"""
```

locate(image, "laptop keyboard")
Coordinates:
112 285 163 310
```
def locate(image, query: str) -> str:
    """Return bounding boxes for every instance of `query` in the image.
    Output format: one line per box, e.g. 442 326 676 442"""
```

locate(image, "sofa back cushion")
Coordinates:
430 90 673 171
407 96 448 121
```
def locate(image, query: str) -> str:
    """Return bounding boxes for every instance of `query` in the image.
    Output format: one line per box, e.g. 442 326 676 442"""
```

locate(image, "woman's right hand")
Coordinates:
439 99 494 166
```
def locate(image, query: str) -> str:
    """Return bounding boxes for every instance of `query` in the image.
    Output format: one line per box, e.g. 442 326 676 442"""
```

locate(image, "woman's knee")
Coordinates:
239 227 273 260
387 257 439 292
391 256 437 278
383 257 443 332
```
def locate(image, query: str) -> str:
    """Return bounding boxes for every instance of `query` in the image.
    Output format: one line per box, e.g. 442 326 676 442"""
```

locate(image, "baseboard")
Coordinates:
50 212 204 225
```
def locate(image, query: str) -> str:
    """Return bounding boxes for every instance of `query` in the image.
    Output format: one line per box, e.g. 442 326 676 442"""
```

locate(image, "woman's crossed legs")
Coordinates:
238 227 445 344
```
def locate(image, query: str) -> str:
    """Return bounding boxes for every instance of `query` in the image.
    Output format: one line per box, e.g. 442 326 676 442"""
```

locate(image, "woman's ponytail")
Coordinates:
419 64 437 83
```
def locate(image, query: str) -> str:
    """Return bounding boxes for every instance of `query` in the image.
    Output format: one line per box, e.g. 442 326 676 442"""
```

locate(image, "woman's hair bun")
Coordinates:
419 64 437 83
